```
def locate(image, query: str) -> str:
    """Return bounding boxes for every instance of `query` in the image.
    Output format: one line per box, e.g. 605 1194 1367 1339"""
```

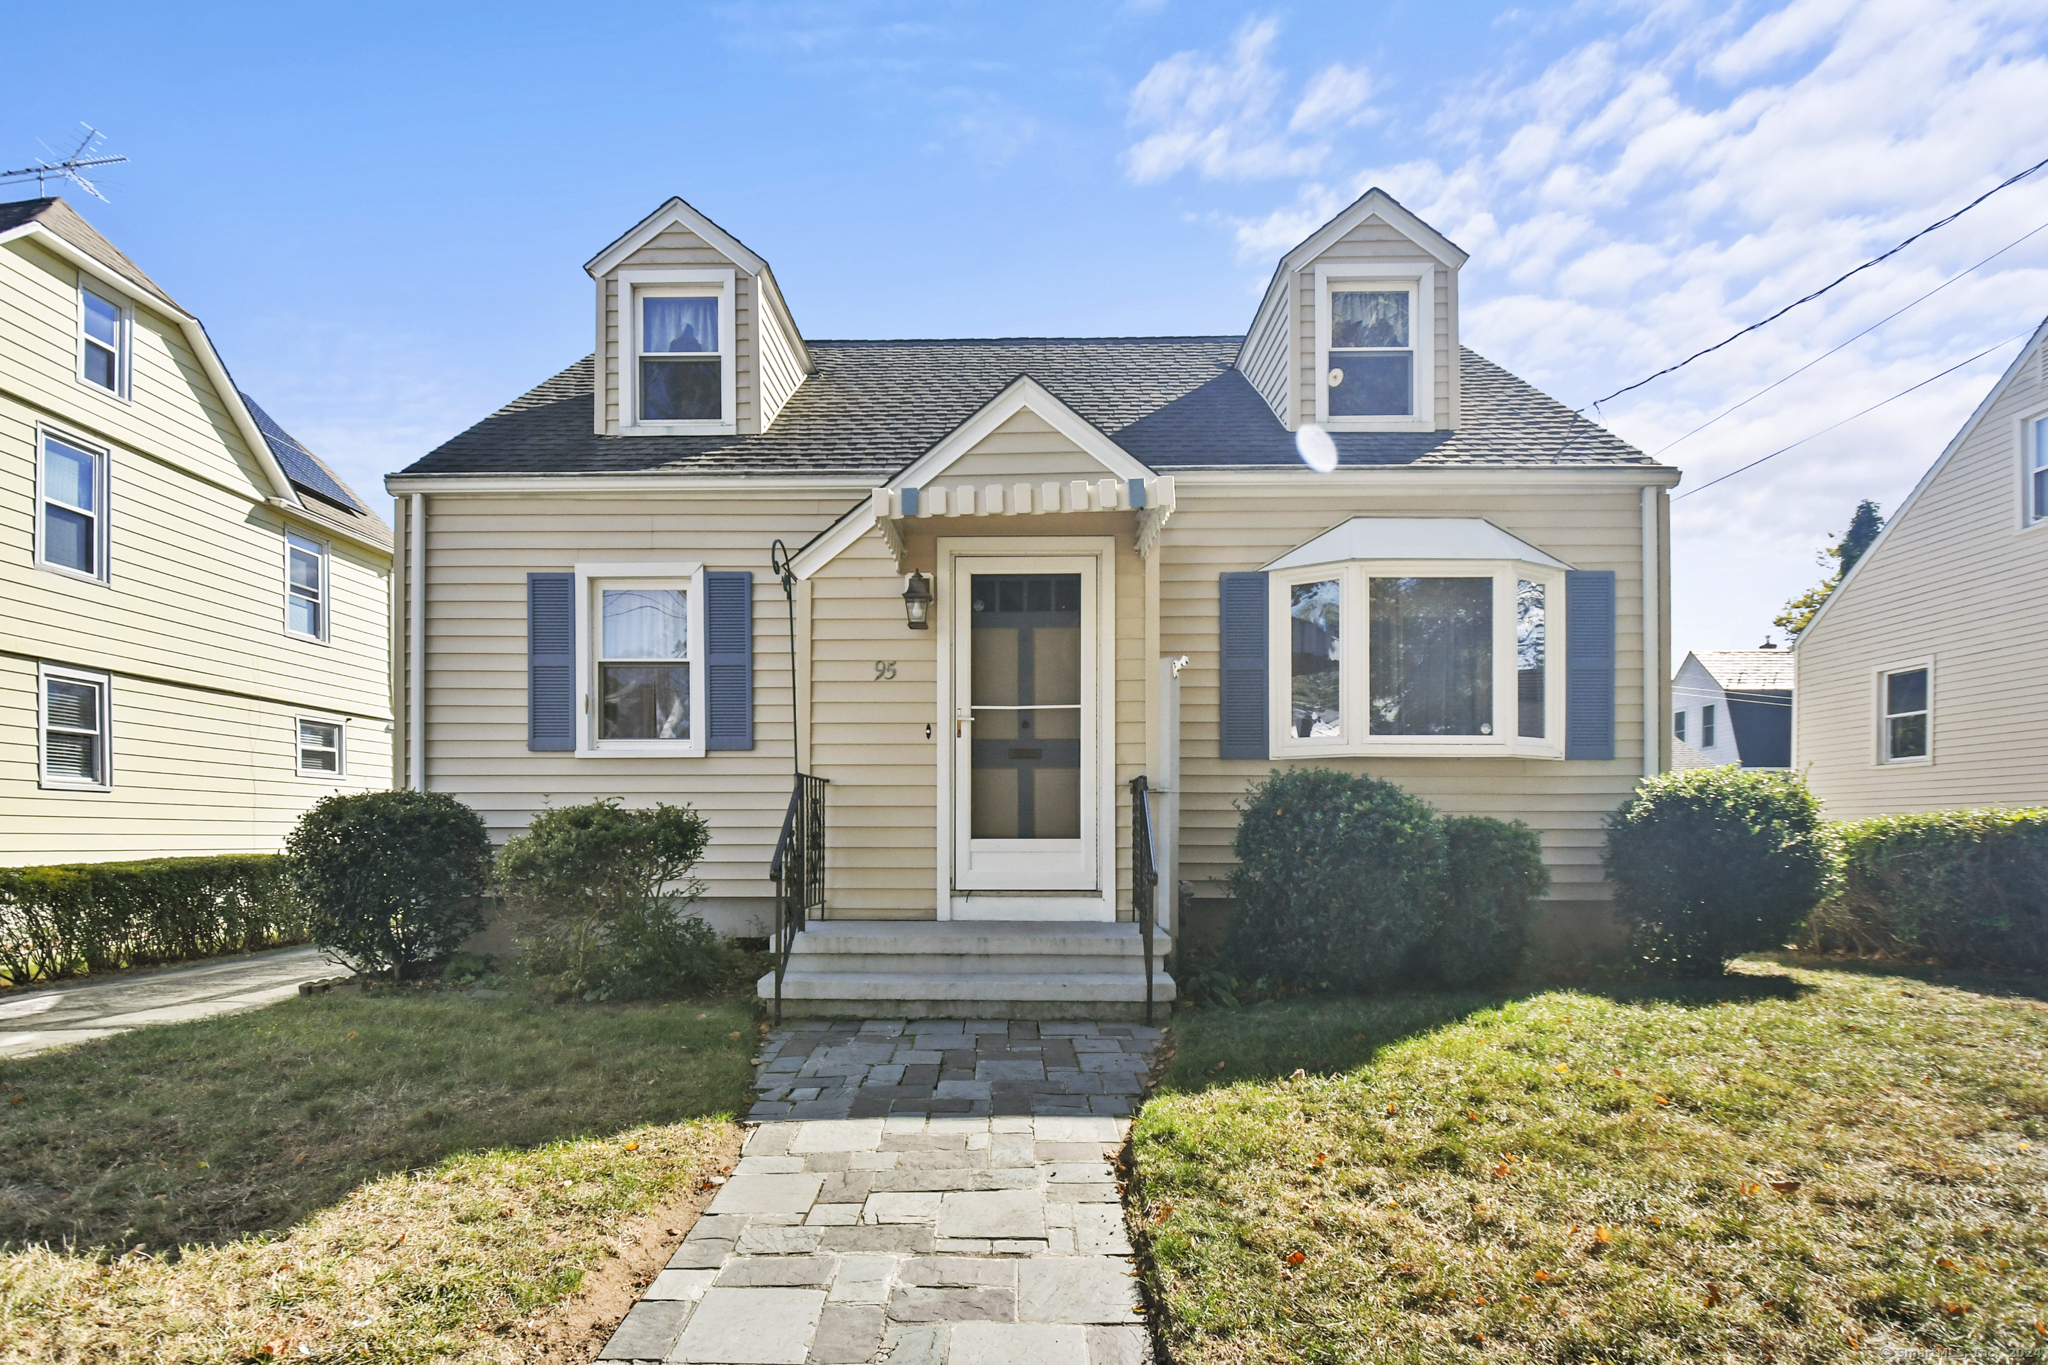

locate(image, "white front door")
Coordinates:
947 548 1109 917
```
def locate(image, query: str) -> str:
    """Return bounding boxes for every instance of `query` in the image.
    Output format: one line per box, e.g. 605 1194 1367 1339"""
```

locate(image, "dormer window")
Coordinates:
1314 263 1434 432
620 268 735 433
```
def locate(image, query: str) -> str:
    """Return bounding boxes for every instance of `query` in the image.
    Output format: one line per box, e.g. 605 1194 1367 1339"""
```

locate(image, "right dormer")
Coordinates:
1236 187 1469 434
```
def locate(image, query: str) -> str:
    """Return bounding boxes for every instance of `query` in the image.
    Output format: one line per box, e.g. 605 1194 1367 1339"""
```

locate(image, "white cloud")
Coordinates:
1122 17 1374 183
1165 0 2048 652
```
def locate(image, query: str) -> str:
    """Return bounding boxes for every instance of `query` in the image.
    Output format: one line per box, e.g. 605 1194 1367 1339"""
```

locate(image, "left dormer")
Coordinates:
584 197 812 438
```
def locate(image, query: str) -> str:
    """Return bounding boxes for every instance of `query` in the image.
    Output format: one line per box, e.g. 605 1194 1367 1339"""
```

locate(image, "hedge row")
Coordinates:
0 855 306 985
1807 808 2048 973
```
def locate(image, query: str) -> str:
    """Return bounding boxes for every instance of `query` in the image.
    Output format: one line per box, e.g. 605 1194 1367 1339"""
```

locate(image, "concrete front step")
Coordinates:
754 919 1175 1020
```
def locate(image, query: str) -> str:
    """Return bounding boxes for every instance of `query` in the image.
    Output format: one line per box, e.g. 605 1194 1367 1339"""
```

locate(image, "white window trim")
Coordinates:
33 425 110 584
573 560 708 758
1267 557 1566 759
618 267 737 436
1313 261 1436 433
76 280 132 402
38 662 112 790
294 713 348 779
1873 656 1934 767
2018 407 2048 531
285 530 330 644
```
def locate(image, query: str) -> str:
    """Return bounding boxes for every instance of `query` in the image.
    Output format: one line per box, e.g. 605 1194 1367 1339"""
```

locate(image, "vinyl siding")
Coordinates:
401 491 851 911
1 235 393 863
938 409 1124 484
1294 220 1458 430
1794 333 2048 817
1159 484 1655 910
756 286 805 431
1239 293 1290 426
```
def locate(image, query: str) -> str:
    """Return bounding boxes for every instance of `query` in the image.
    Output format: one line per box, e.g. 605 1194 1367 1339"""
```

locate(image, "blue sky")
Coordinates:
7 0 2047 655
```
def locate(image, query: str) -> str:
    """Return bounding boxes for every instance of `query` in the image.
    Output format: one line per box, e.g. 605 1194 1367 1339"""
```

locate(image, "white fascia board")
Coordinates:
1164 465 1683 492
584 196 768 278
1798 314 2048 644
1281 189 1469 276
888 375 1154 490
382 473 874 495
789 496 879 580
1263 517 1572 572
271 498 394 559
4 223 302 507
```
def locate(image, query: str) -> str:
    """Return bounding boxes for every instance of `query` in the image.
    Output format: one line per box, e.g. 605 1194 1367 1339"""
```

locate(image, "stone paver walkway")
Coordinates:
0 945 335 1059
602 1019 1164 1364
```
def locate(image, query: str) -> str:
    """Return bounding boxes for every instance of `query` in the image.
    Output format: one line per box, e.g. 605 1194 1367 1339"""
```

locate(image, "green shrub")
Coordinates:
1602 766 1832 977
495 799 727 1000
1416 816 1551 987
0 855 300 984
1224 768 1444 992
1811 808 2048 971
285 791 493 980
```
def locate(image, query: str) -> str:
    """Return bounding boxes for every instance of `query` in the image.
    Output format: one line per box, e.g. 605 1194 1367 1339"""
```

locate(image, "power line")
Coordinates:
1672 331 2028 502
1596 152 2048 410
1649 215 2048 459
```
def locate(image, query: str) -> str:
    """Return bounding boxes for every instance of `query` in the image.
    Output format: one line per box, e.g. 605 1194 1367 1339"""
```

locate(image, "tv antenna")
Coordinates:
0 125 127 201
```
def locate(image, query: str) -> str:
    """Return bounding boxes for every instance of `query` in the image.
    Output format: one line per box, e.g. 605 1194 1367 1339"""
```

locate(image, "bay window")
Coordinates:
1270 558 1564 756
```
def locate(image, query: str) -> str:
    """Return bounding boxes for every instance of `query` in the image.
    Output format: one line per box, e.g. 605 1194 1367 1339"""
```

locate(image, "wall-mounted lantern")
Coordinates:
902 571 934 629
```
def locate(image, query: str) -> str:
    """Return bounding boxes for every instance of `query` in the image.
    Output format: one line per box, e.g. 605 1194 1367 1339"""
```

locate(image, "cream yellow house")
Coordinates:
388 190 1678 1016
1 198 393 864
1794 316 2048 818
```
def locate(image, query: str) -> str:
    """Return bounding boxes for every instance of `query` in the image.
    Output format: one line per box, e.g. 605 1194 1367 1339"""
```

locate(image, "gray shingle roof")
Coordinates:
398 338 1650 479
1695 649 1795 691
0 197 180 310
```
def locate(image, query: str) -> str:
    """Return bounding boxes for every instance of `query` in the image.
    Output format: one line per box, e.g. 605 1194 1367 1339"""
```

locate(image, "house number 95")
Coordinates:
874 661 897 680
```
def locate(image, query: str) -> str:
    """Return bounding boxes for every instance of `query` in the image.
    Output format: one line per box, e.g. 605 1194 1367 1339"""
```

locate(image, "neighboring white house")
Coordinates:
1672 649 1792 769
1 197 393 864
1793 315 2048 818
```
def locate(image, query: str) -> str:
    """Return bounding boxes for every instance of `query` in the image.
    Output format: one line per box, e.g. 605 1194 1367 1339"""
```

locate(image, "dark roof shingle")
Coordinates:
399 337 1650 479
0 197 179 309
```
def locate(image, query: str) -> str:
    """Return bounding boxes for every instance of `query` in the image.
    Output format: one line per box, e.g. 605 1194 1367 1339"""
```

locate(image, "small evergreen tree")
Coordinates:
1774 499 1883 637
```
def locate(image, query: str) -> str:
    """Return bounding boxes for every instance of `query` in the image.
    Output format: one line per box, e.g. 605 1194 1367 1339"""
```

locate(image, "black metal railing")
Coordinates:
1130 774 1159 1025
769 773 827 1025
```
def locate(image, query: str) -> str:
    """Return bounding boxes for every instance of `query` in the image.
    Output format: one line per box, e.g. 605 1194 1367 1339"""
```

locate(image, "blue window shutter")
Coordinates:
1565 569 1616 760
1218 571 1269 760
705 571 754 750
527 573 575 752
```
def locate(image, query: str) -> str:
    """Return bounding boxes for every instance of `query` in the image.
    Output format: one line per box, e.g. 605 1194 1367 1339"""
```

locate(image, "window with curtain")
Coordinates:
1290 579 1341 738
287 533 326 639
600 587 690 740
1327 288 1413 417
1369 577 1493 735
1516 579 1546 739
40 433 103 578
640 293 721 422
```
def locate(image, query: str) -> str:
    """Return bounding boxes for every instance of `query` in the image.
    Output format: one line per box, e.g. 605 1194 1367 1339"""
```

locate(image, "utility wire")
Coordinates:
1598 153 2048 410
1672 331 2028 502
1650 215 2048 459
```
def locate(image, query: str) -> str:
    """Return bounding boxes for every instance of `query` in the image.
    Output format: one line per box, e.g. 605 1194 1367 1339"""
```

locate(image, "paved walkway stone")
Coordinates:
600 1019 1163 1364
0 946 336 1059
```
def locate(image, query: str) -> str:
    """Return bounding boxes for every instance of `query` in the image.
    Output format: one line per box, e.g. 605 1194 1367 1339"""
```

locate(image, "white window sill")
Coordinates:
1273 739 1565 760
621 421 735 437
575 744 708 759
74 379 131 406
33 560 108 586
39 777 112 792
1876 757 1933 768
1316 415 1434 433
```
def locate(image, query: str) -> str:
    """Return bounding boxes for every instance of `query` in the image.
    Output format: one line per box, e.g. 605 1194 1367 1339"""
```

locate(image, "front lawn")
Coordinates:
0 989 756 1362
1132 961 2048 1363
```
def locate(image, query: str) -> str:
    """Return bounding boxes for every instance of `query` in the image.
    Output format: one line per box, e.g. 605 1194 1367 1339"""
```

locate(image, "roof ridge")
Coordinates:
804 335 1244 346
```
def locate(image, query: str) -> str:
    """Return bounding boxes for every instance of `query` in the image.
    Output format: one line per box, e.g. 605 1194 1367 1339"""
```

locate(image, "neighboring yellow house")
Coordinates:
1 198 393 863
1794 315 2048 818
389 190 1678 1016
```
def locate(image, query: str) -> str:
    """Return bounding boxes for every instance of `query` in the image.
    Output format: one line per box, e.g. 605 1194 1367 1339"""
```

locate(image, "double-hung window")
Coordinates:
1315 263 1434 430
1271 556 1565 757
79 285 128 397
37 431 107 580
296 717 345 776
574 563 707 755
40 664 110 789
620 269 735 433
1701 703 1717 750
1673 710 1687 743
286 532 327 640
1879 664 1930 763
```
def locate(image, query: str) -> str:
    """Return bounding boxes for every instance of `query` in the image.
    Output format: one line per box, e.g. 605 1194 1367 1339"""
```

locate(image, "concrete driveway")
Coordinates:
0 946 340 1060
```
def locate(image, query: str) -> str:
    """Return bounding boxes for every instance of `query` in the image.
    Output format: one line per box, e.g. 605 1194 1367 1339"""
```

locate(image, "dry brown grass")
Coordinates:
1132 961 2048 1363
